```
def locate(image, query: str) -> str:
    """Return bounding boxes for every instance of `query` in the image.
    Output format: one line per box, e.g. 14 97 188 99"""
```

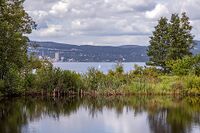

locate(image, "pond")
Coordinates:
0 96 199 133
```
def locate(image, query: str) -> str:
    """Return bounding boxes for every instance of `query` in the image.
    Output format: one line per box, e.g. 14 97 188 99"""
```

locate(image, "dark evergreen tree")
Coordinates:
147 13 194 72
167 12 194 60
147 17 169 70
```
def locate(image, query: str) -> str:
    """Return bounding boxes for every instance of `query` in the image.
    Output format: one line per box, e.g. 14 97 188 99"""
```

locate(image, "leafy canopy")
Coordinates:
147 12 194 72
0 0 36 95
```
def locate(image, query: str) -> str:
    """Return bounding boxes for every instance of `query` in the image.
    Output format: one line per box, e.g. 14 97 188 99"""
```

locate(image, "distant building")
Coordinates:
55 52 59 62
61 57 64 62
38 56 43 60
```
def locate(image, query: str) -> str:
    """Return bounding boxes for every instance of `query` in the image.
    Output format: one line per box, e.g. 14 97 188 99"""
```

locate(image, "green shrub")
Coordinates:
24 73 36 91
184 76 200 95
84 66 129 91
61 70 83 92
115 64 124 74
84 68 105 90
3 67 24 95
34 67 84 93
167 54 200 76
171 81 184 94
193 54 200 76
129 65 160 83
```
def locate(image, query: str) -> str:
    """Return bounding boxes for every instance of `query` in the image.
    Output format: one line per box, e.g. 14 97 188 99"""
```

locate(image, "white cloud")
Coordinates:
50 0 69 16
24 0 200 46
145 4 169 19
38 24 63 37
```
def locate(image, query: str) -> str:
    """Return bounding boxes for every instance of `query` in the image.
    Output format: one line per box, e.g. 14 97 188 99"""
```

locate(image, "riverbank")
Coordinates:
1 66 200 97
9 75 200 97
1 60 200 97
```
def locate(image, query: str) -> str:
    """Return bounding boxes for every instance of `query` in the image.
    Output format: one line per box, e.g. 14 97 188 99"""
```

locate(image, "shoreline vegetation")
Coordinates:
0 1 200 97
1 61 200 97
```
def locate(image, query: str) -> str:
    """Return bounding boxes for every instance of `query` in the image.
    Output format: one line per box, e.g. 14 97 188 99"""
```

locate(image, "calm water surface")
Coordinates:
0 96 199 133
53 62 146 73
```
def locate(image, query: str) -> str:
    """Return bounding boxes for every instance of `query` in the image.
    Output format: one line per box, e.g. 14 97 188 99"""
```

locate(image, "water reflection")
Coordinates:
0 96 199 133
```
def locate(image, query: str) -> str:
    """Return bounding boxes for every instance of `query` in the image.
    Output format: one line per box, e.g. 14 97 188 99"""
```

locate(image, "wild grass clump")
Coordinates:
127 65 200 95
183 76 200 95
83 65 129 92
127 65 161 94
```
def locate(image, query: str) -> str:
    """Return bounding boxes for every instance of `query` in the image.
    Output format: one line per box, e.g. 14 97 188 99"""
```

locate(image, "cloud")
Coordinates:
38 24 63 37
145 4 169 19
24 0 200 46
50 0 70 16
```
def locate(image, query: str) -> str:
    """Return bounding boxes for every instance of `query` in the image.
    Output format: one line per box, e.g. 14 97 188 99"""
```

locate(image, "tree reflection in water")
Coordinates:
0 96 199 133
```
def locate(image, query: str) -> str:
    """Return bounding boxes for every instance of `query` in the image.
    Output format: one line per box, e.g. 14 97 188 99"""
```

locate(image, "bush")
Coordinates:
193 54 200 76
2 67 24 95
83 66 129 91
184 76 200 95
171 81 184 94
167 54 200 76
84 68 105 90
129 65 160 83
34 67 84 93
24 73 36 92
61 70 83 92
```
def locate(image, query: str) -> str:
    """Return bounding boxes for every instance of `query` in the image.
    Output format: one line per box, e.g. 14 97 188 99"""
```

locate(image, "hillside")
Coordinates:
28 41 200 62
28 41 148 62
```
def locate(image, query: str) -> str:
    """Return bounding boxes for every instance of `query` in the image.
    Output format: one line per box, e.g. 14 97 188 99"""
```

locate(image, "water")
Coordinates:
0 96 199 133
53 62 146 73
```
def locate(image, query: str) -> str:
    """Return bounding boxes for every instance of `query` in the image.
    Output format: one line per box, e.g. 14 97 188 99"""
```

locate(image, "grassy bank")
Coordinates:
3 64 199 97
126 75 200 95
1 60 200 97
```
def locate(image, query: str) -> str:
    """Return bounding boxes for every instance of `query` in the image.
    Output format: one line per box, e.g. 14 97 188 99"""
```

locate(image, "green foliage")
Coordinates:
167 54 200 76
147 17 169 69
129 65 160 82
84 68 105 90
34 67 84 93
147 13 194 72
128 74 200 95
84 65 129 91
1 66 24 95
193 54 200 76
115 63 124 74
0 1 198 97
167 13 193 60
0 0 36 95
24 73 36 91
184 76 200 95
61 70 83 92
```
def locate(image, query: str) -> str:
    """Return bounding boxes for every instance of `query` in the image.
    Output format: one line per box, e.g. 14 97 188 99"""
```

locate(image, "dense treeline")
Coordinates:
0 0 200 97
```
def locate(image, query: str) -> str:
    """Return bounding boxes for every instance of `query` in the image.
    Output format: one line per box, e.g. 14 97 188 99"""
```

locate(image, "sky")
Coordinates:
24 0 200 46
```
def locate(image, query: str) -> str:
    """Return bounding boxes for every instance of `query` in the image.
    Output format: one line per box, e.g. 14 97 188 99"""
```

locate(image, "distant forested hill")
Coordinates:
28 41 200 62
